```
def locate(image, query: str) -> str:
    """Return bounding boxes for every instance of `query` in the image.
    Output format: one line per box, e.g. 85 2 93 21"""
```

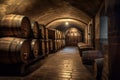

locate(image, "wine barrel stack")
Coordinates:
44 28 49 56
39 24 46 57
48 29 57 52
0 14 66 75
48 28 65 53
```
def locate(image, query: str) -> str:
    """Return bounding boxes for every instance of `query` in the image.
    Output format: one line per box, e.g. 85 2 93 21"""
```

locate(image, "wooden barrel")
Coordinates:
79 46 94 57
57 40 59 50
60 32 62 39
62 39 65 48
56 40 59 50
48 39 53 53
30 39 40 59
57 31 60 39
0 14 32 38
39 24 45 39
82 50 103 65
52 40 57 52
45 28 48 40
0 37 31 64
31 21 40 38
39 39 45 56
62 33 65 39
55 30 58 40
77 42 89 47
55 30 57 40
77 42 94 56
49 29 57 40
59 40 62 49
93 58 103 80
59 40 61 49
59 31 62 39
60 40 63 48
44 40 49 56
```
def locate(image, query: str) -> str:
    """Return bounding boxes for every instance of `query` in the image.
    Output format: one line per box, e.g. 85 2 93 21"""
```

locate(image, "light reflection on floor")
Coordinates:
0 47 93 80
59 47 78 54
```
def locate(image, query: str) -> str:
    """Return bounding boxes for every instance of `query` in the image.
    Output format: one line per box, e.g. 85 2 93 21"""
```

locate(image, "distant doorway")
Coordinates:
65 28 82 46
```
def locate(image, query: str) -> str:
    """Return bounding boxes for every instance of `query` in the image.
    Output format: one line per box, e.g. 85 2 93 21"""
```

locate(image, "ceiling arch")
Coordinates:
46 18 87 32
0 0 103 25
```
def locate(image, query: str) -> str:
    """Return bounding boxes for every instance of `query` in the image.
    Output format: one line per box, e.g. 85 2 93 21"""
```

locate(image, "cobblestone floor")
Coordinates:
0 47 93 80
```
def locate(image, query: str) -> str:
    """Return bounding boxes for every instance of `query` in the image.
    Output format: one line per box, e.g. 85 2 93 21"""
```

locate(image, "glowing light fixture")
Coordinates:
65 22 69 26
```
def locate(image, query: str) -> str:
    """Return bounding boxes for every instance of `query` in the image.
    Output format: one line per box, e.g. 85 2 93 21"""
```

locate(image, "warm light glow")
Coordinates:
74 33 77 36
65 22 69 26
70 28 77 32
71 33 74 36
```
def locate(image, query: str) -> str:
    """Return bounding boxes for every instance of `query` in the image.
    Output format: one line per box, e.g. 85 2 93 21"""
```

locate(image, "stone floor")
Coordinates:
0 47 94 80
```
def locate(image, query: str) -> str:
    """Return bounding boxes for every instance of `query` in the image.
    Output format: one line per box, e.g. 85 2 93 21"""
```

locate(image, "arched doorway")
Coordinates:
65 27 82 46
46 18 88 46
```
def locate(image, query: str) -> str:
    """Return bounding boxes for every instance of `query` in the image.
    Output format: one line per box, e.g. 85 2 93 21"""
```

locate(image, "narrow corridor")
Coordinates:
0 0 119 79
0 47 93 80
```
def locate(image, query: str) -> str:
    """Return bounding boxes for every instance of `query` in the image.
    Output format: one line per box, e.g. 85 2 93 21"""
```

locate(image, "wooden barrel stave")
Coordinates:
45 28 48 40
39 39 45 56
44 40 49 55
31 21 40 38
39 24 45 39
48 39 53 53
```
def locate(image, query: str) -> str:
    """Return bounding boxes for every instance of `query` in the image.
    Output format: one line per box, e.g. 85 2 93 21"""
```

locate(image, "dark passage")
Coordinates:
0 47 93 80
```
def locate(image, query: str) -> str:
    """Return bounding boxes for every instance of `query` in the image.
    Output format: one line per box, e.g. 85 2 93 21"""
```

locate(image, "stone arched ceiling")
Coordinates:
46 18 87 32
0 0 103 25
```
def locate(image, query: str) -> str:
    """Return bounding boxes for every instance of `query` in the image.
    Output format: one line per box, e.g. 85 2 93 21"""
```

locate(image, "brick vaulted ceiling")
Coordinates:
0 0 103 25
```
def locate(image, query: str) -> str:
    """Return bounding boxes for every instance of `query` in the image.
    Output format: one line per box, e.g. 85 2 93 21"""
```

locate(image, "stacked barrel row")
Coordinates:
0 14 66 65
56 30 66 50
0 14 41 64
48 29 65 52
39 24 49 56
31 21 48 59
